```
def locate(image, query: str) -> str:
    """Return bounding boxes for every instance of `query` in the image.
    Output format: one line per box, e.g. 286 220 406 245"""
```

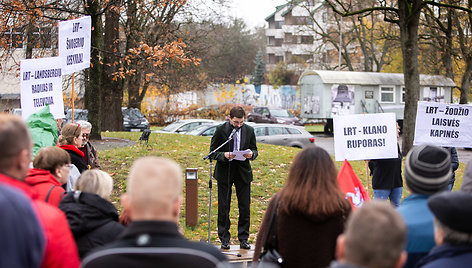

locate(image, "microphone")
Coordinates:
228 127 238 140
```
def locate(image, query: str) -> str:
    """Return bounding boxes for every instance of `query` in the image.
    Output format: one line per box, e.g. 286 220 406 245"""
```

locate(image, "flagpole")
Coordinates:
71 73 75 123
365 160 370 196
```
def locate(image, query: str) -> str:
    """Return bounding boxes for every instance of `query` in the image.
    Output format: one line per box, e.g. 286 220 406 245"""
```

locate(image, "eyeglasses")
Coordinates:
82 133 90 139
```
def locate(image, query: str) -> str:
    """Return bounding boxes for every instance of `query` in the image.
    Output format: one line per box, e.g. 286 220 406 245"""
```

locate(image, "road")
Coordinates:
314 135 472 164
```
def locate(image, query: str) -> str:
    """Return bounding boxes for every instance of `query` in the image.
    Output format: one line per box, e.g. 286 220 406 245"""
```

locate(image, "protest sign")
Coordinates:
333 113 398 161
414 101 472 147
58 16 91 75
20 57 64 120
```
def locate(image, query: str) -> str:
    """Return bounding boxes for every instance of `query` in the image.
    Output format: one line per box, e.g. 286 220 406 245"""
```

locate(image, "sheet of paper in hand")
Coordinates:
230 149 252 161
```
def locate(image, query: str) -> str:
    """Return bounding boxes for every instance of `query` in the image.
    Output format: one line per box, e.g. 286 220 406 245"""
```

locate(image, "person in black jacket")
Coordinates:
368 123 403 207
444 147 459 191
59 169 124 258
210 106 258 250
82 157 228 268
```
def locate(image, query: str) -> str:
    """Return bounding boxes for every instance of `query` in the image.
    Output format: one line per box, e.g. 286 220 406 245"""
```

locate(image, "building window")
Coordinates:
322 12 328 23
423 87 444 102
301 35 314 44
401 87 405 103
2 27 52 49
285 52 292 62
294 16 313 25
380 86 395 103
275 21 284 29
3 28 23 48
284 33 293 44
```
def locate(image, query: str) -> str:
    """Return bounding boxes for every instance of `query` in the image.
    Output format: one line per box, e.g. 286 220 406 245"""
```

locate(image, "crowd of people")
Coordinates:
1 107 472 268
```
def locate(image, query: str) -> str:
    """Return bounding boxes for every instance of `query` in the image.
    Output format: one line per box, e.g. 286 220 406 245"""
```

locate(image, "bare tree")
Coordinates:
326 0 472 154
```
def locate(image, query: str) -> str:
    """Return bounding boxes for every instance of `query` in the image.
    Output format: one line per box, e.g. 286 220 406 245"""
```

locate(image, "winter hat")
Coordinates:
404 145 451 195
428 191 472 233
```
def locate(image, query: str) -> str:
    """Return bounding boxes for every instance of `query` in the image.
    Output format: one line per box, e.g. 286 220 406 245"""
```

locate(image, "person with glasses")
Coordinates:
58 123 88 173
210 106 258 250
76 120 101 169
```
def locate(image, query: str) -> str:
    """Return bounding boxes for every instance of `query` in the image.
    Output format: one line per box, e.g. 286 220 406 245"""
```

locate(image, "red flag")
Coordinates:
337 159 370 210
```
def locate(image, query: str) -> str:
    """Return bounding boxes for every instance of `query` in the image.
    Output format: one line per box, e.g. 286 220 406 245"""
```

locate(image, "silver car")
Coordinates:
188 122 314 148
154 119 215 134
253 124 314 148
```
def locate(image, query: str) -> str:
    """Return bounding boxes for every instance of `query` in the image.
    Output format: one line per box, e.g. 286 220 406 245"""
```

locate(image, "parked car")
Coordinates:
254 124 314 148
121 107 150 131
155 119 215 134
6 108 22 116
247 107 303 125
188 123 314 148
64 108 150 131
186 122 223 136
64 109 89 124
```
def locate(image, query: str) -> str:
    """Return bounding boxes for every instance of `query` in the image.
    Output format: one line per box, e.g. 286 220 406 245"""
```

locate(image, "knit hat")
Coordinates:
428 191 472 233
404 145 451 195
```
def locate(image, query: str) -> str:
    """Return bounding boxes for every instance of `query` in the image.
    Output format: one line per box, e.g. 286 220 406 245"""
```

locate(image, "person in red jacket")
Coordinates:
0 114 80 268
25 146 71 206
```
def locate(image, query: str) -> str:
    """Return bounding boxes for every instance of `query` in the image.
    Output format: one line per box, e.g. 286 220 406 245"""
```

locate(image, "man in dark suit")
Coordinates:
210 106 258 250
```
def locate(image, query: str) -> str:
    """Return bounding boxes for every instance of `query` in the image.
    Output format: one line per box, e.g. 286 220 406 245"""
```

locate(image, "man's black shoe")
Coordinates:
240 241 250 250
221 243 230 250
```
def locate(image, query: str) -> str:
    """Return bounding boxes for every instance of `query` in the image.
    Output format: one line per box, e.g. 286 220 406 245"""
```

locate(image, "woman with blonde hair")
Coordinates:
59 170 124 258
25 146 70 206
58 123 88 173
253 145 351 268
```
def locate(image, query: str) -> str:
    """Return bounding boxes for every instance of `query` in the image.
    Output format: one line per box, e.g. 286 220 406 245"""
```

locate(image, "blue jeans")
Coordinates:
373 187 403 207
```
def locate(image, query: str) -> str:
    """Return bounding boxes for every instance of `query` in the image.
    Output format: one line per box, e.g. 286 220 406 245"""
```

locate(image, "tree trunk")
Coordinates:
459 57 472 104
84 0 103 140
101 2 123 131
25 23 35 59
127 72 143 109
125 0 143 110
399 0 422 155
443 12 454 81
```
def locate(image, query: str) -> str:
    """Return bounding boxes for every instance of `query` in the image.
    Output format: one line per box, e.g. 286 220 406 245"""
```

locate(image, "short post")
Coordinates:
185 168 198 227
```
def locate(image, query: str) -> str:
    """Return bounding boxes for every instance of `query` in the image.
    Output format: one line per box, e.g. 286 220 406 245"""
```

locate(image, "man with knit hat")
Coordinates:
416 191 472 267
397 144 451 268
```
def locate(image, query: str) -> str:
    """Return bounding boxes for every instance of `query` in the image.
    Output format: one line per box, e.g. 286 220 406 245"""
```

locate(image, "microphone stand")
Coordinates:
203 134 235 244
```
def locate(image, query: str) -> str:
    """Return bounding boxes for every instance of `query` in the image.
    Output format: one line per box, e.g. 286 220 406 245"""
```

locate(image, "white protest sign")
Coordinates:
334 113 398 161
58 16 91 75
20 57 64 119
414 101 472 147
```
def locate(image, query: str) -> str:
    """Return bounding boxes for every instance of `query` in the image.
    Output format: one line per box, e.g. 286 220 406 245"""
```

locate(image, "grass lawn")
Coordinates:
304 124 324 132
99 131 466 245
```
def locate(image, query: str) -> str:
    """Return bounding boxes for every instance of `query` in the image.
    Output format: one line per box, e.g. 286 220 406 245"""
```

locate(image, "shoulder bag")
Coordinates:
257 195 284 268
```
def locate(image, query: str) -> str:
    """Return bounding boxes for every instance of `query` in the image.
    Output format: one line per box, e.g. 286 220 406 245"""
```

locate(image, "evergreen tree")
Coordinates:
252 49 265 86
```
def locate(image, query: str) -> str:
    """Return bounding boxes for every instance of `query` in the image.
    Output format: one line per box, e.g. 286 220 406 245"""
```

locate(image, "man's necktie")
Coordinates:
233 130 238 151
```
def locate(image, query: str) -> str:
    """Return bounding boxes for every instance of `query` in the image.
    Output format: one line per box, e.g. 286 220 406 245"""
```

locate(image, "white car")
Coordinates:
154 119 215 134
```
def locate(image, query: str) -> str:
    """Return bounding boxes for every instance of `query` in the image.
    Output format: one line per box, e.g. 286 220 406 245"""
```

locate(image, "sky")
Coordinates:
229 0 287 29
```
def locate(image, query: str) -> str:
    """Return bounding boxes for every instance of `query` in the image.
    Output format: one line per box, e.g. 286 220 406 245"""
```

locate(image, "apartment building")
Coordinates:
265 0 353 72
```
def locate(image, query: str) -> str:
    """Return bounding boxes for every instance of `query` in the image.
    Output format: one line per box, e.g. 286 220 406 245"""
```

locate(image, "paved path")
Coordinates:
91 137 135 151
